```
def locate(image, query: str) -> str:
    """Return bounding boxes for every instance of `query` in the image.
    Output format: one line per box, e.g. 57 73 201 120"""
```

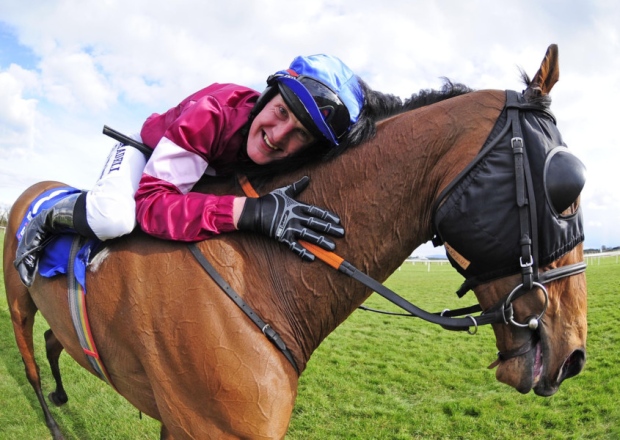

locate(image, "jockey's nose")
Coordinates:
271 119 296 145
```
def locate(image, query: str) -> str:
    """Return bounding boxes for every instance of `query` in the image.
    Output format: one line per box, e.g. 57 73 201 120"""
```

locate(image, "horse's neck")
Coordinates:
308 90 505 275
261 90 506 370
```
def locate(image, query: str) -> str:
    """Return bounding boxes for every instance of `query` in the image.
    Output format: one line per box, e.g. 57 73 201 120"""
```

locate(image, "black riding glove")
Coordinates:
237 176 344 262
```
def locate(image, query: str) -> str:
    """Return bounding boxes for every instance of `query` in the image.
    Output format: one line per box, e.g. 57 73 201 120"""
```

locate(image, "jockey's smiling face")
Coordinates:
246 94 316 165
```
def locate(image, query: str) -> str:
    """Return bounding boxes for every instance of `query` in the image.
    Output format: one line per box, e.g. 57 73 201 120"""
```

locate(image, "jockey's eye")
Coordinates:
276 105 288 119
296 128 311 143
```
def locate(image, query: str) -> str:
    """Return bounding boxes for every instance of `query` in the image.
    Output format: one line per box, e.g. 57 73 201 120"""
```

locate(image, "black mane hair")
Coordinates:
329 78 472 159
236 78 472 187
402 79 473 112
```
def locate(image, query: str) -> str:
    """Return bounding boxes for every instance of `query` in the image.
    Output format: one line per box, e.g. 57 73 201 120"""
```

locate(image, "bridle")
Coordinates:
335 91 586 364
466 92 585 327
358 91 585 334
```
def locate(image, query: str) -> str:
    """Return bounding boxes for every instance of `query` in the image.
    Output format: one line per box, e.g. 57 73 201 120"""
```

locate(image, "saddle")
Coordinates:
17 187 101 281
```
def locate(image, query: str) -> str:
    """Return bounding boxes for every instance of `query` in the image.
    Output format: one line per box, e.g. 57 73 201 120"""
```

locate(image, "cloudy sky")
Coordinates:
1 0 618 255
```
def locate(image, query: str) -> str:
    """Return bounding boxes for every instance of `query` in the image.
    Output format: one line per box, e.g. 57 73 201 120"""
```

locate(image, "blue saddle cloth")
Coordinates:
16 187 100 287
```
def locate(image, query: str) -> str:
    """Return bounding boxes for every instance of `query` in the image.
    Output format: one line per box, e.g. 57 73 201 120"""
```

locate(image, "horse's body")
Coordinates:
3 46 587 439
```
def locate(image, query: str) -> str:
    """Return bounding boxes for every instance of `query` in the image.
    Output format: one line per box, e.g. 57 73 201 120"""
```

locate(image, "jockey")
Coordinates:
14 54 370 287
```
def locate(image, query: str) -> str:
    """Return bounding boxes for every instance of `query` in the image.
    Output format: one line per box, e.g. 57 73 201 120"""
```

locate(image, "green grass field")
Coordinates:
1 229 619 439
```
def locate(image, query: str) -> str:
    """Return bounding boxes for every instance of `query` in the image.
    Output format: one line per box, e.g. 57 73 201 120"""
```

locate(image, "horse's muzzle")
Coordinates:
534 347 586 397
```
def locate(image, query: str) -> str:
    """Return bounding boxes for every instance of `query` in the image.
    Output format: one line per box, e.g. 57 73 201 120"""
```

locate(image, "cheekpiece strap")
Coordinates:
507 91 535 290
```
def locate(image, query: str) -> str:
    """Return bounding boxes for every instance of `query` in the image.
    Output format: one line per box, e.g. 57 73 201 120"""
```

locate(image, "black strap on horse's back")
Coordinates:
187 243 299 374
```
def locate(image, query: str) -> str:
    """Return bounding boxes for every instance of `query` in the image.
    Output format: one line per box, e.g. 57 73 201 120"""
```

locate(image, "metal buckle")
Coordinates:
520 255 533 268
466 315 478 335
503 282 549 329
511 137 524 150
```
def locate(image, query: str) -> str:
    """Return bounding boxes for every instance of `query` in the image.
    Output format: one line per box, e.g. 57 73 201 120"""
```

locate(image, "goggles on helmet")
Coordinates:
268 71 352 147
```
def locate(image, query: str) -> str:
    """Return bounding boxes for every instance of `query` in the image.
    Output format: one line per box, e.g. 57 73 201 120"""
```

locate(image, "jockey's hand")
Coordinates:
237 176 344 262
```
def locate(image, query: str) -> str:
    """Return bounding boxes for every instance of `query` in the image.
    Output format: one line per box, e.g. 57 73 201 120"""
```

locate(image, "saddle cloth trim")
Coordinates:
67 235 117 390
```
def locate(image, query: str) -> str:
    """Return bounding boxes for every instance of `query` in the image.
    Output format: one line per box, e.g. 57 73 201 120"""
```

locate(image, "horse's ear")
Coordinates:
525 44 560 99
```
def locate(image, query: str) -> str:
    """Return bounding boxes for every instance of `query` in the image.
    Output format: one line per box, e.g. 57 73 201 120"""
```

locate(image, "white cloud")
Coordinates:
38 49 115 112
0 0 618 251
0 64 39 152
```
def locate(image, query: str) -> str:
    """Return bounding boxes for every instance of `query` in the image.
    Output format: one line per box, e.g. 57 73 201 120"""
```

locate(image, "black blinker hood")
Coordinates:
431 90 585 296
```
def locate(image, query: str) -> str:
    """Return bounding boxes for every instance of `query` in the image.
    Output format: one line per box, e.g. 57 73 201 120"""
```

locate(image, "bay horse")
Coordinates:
3 45 587 439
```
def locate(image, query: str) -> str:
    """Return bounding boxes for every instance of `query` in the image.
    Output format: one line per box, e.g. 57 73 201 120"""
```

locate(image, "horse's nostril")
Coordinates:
559 349 586 382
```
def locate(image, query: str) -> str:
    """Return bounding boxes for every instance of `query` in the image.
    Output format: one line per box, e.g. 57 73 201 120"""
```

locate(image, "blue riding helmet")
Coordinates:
262 54 365 147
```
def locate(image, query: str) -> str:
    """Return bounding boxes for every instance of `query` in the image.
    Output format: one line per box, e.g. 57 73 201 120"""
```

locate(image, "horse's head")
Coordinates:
475 243 587 396
432 45 587 395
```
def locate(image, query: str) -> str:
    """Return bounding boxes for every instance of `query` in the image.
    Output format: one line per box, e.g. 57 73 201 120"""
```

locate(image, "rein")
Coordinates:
236 177 501 333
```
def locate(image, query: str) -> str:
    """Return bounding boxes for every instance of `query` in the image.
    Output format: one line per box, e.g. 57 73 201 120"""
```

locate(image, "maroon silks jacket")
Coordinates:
135 83 259 241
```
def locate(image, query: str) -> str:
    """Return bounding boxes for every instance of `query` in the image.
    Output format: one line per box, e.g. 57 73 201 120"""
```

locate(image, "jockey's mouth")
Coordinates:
263 133 281 151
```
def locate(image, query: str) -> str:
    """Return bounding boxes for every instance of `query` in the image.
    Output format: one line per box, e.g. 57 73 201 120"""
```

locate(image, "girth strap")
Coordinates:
100 130 302 374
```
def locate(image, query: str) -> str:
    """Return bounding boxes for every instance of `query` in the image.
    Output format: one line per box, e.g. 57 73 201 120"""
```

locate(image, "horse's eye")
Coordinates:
544 147 586 216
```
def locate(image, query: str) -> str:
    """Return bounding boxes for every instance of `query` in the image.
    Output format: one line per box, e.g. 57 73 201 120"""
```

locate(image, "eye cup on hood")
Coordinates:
544 147 586 216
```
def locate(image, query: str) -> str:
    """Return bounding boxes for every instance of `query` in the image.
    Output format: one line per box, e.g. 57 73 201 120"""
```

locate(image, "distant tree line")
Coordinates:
584 246 620 254
0 205 8 228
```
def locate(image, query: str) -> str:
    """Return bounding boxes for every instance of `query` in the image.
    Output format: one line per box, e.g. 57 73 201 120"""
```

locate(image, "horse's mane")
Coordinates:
328 78 473 158
401 79 474 112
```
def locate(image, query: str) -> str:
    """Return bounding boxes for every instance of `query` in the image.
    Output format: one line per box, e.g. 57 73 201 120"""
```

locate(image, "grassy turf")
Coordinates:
289 258 620 439
1 229 618 439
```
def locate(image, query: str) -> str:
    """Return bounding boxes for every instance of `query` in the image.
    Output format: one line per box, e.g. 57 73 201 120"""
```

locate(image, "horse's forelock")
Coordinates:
519 69 552 107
